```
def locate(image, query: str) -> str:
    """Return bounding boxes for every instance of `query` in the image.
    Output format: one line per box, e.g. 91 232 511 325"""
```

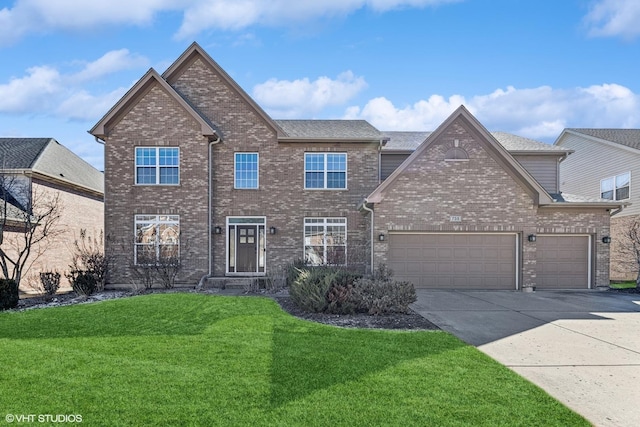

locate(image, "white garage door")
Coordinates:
536 235 590 289
388 233 517 289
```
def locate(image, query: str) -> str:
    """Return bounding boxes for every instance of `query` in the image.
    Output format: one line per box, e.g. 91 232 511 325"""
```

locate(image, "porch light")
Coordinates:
527 234 536 242
602 236 611 244
378 234 386 241
214 226 222 234
269 226 277 235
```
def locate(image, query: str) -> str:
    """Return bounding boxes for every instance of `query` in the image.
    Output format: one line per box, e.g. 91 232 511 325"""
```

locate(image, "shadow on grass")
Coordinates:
269 317 463 408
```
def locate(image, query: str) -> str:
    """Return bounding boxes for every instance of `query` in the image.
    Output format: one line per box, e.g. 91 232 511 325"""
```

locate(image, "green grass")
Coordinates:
610 281 637 289
0 294 587 426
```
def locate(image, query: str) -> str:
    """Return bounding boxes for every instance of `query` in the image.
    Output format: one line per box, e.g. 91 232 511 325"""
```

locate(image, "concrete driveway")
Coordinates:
411 290 640 427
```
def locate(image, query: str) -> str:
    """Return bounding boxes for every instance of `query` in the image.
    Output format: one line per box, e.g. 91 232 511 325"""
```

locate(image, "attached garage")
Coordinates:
388 233 518 289
536 235 590 289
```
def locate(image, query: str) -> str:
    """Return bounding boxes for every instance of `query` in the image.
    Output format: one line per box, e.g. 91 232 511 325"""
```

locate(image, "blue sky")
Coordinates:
0 0 639 170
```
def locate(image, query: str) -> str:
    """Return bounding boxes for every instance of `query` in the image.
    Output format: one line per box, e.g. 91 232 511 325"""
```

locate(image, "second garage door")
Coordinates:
388 233 517 289
536 235 590 289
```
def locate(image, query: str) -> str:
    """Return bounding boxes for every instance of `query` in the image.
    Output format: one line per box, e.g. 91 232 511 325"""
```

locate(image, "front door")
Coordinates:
236 225 257 272
227 217 266 275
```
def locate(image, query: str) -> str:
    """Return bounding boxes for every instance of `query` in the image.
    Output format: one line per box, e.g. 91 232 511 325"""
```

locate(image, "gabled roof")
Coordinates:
162 42 284 138
382 130 570 154
367 106 554 205
0 138 103 195
276 120 382 142
90 68 219 141
558 129 640 151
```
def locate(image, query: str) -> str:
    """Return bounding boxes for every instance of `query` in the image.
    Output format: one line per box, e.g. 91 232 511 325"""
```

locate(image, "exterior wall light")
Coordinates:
602 236 611 244
214 226 222 234
527 234 536 242
379 234 386 241
269 226 277 235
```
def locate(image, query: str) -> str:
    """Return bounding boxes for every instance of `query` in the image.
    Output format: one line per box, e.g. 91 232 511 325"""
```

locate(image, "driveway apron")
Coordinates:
411 290 640 427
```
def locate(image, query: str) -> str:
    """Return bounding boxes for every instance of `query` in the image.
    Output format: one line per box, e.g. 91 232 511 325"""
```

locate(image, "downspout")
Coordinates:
610 205 625 217
361 199 374 274
208 135 222 278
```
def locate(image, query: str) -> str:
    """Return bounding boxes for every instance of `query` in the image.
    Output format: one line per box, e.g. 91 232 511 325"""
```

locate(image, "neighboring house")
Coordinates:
0 138 104 290
555 129 639 280
90 42 621 290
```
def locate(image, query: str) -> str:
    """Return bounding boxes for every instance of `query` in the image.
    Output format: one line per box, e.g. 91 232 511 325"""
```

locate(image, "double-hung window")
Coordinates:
135 147 179 185
304 218 347 265
304 153 347 189
234 153 259 189
600 172 630 200
134 215 180 264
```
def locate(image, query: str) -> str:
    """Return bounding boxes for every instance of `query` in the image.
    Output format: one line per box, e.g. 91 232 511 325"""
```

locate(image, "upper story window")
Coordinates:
135 147 179 185
234 153 259 189
601 172 630 200
305 153 347 189
134 215 180 265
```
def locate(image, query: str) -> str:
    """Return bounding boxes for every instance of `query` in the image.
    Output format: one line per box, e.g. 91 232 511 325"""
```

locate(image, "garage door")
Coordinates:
388 233 517 289
536 235 590 289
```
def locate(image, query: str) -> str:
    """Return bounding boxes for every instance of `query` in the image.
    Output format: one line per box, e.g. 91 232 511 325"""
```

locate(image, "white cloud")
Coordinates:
0 0 459 45
0 50 146 121
583 0 640 39
345 84 640 140
253 71 367 117
56 87 128 121
71 49 149 83
176 0 458 38
0 66 61 113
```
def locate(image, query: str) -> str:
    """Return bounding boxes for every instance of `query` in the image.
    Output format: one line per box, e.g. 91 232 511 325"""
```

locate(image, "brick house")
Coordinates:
555 129 639 281
91 42 621 290
0 138 104 290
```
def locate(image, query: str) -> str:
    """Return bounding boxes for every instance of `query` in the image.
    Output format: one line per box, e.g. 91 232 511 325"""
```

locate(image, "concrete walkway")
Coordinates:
411 290 640 427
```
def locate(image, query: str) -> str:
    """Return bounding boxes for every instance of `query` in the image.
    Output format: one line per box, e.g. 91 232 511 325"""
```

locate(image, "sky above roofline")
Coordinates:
0 0 639 170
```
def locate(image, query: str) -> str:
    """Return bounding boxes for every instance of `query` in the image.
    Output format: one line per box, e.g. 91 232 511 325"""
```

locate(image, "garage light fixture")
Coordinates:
527 234 536 242
214 226 222 234
602 236 611 244
269 226 277 235
378 234 386 241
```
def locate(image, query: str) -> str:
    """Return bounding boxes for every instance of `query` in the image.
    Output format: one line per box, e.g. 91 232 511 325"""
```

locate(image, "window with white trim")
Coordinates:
600 172 630 200
135 215 179 264
135 147 179 185
304 153 347 189
234 153 259 189
304 218 347 265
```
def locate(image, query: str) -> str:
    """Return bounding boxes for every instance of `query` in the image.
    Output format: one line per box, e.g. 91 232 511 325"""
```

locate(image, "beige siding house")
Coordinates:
555 129 639 280
0 138 104 290
90 43 621 291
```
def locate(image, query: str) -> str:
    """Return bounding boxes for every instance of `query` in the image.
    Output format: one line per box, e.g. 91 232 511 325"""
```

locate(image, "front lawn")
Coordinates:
610 281 637 289
0 294 587 426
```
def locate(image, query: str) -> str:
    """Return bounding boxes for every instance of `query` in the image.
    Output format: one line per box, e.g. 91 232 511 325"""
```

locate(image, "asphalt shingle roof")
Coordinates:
382 131 431 150
275 120 381 140
0 138 103 194
567 129 640 151
381 131 567 153
0 138 50 169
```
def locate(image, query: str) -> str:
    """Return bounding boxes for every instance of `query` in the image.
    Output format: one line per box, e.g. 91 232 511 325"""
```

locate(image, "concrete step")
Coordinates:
203 277 262 291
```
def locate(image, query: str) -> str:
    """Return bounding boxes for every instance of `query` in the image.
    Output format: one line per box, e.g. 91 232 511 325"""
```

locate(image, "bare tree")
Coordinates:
618 219 640 288
0 174 65 287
